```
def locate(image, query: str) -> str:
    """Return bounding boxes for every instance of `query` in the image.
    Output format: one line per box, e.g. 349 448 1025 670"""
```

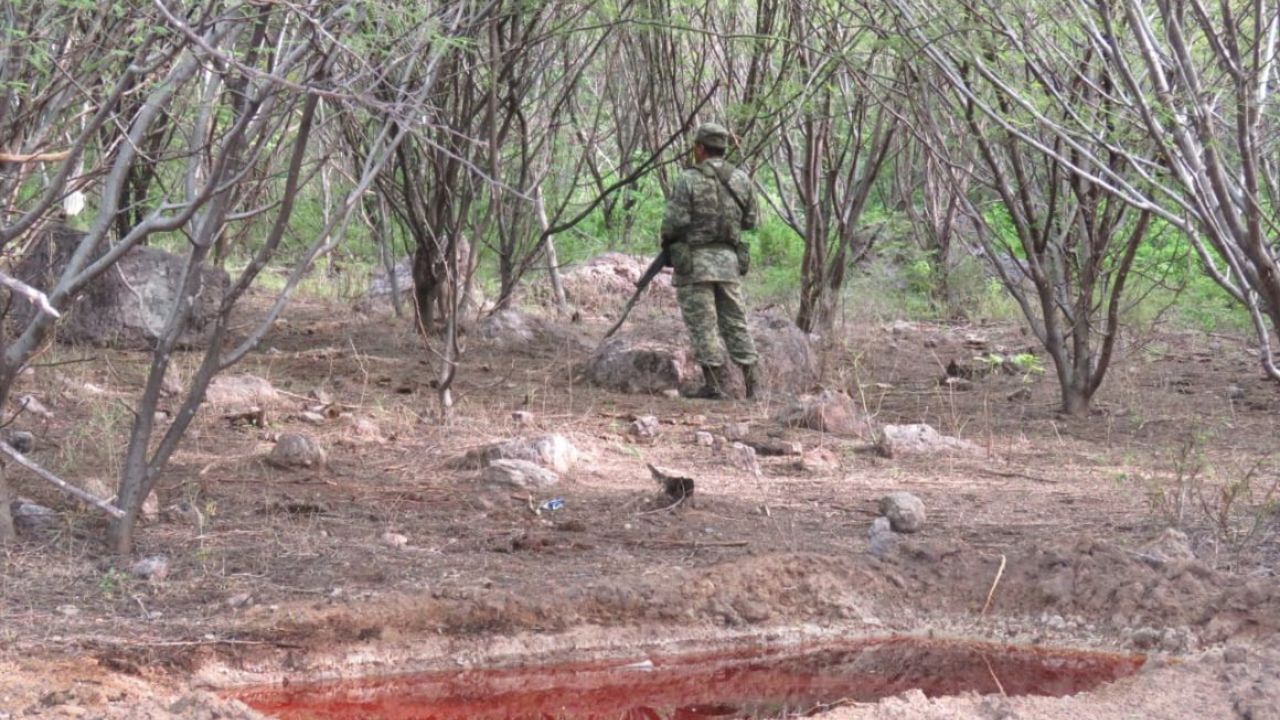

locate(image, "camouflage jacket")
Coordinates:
660 158 757 286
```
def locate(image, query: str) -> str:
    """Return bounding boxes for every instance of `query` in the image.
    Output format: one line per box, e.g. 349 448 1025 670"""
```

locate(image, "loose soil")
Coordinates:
1 288 1278 719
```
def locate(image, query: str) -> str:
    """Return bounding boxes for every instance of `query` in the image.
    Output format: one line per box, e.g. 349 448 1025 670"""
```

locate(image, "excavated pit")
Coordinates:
229 636 1145 719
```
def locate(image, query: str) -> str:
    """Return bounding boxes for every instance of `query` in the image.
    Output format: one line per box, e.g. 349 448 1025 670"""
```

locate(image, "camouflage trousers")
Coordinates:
676 281 758 367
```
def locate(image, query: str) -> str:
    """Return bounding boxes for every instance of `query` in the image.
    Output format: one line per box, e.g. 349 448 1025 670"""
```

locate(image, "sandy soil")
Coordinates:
1 286 1277 719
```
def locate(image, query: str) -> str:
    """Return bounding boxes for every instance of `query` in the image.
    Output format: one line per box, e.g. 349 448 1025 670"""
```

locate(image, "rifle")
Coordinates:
599 248 670 344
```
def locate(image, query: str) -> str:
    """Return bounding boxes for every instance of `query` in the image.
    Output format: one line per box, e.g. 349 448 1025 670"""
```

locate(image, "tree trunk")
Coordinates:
0 470 15 545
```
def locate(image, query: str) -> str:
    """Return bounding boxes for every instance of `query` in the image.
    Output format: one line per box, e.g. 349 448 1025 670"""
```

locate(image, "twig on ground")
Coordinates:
0 440 124 518
981 554 1007 615
637 494 686 515
982 654 1007 697
636 539 748 548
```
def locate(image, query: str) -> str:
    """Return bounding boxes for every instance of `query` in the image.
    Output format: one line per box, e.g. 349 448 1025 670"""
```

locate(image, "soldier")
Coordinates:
661 122 760 400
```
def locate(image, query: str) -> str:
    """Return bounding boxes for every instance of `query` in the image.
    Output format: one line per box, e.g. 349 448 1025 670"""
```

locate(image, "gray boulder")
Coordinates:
462 434 579 474
483 459 560 491
878 491 927 533
13 224 229 349
580 312 817 396
775 390 875 437
878 423 978 458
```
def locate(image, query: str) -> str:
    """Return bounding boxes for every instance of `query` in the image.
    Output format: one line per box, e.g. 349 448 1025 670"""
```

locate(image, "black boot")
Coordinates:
738 362 759 400
685 364 728 400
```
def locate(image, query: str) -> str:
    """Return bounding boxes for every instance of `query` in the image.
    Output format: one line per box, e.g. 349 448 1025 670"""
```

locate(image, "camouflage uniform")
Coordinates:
660 124 759 374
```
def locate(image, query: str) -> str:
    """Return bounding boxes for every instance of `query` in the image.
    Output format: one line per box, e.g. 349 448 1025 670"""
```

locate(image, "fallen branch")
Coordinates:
0 272 60 318
0 150 70 163
0 440 125 518
981 554 1007 615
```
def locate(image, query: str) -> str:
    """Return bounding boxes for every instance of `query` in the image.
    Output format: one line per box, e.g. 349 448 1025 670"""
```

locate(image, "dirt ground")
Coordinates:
1 283 1278 719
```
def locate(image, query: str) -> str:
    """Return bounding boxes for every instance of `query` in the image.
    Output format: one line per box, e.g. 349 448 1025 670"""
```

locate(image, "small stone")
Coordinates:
140 491 160 522
1128 626 1161 649
130 555 170 582
868 516 896 557
11 500 57 535
694 431 715 447
512 410 534 425
1223 645 1248 665
661 389 680 399
482 459 560 491
1046 614 1069 631
57 605 80 617
160 375 183 397
345 415 386 443
299 411 327 425
721 422 750 441
380 532 409 549
878 491 927 533
1227 384 1246 401
629 415 660 441
226 593 253 609
1007 387 1032 402
266 433 326 469
3 430 34 453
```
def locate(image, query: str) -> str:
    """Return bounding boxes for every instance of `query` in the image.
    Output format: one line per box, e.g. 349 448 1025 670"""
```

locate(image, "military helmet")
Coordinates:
694 122 730 149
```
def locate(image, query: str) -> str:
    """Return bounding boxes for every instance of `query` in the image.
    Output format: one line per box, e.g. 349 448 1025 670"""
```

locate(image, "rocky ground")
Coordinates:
1 256 1278 719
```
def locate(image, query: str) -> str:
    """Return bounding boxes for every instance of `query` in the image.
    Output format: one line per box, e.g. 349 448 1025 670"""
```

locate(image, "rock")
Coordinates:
629 415 660 441
942 376 974 392
742 437 803 456
774 390 874 437
482 459 560 491
130 555 170 582
344 415 386 443
868 516 896 557
511 410 534 425
380 531 409 549
580 333 697 395
721 422 750 441
11 499 57 535
798 447 839 473
694 431 715 447
878 424 978 458
13 224 228 349
580 312 816 396
463 434 579 474
1127 626 1162 650
1224 645 1248 665
475 309 553 346
1227 384 1246 401
728 442 761 478
266 433 326 469
532 252 676 316
206 374 280 407
299 411 327 425
227 593 254 609
879 492 927 533
1007 387 1032 402
1142 528 1196 564
2 429 34 453
13 394 52 419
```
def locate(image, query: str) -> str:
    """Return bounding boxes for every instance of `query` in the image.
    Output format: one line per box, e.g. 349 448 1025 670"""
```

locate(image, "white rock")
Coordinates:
483 459 560 491
380 532 409 549
205 374 280 407
467 434 579 474
629 415 660 440
694 431 715 447
14 394 52 419
878 423 978 458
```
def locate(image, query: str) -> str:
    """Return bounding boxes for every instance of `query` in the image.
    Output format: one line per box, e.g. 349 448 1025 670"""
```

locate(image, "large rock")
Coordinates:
878 423 978 458
774 390 874 437
879 491 927 533
356 244 481 313
580 312 817 396
483 459 560 491
462 434 579 474
13 224 229 349
531 252 676 316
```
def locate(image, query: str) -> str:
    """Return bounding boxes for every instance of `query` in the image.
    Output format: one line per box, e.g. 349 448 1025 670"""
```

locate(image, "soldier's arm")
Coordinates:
661 173 692 246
